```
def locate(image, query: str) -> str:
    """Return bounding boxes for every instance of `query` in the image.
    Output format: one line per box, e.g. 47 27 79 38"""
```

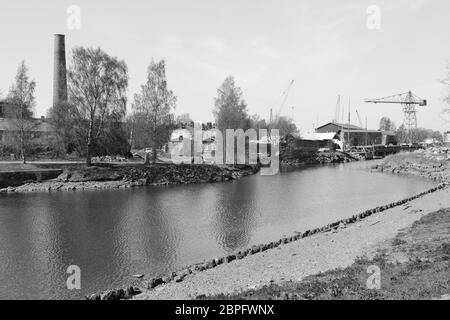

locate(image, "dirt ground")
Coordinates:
200 208 450 300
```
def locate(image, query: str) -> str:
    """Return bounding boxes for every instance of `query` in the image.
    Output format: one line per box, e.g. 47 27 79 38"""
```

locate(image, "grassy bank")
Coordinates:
199 208 450 300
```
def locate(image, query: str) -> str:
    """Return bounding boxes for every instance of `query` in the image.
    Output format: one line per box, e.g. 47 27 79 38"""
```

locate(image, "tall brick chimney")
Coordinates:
53 34 68 107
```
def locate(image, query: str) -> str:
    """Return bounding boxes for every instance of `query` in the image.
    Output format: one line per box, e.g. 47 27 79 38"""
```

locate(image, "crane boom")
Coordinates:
276 80 294 118
365 91 426 106
365 90 427 144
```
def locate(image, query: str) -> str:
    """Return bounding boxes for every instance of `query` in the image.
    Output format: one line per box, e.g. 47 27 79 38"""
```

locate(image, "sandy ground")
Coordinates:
135 187 450 300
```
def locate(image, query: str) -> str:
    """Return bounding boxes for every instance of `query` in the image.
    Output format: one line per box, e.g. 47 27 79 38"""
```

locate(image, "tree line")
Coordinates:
1 47 298 165
5 50 449 164
379 116 444 144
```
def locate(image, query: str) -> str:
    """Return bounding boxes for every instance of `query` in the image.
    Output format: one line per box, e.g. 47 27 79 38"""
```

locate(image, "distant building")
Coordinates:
315 122 396 146
301 132 342 149
315 122 362 133
0 100 54 145
0 101 17 118
167 123 219 163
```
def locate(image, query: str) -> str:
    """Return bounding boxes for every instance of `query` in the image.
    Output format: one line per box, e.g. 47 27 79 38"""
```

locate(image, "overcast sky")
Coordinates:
1 0 449 132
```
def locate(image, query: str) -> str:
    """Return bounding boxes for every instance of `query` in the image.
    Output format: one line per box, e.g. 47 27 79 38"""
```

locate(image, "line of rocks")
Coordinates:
86 286 142 300
86 182 447 300
1 164 260 193
281 151 358 166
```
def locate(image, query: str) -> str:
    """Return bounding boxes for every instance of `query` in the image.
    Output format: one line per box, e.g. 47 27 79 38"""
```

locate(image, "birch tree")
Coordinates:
7 61 36 163
67 47 128 165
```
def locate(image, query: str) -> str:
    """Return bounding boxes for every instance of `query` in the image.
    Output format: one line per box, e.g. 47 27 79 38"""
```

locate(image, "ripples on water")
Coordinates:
0 161 437 299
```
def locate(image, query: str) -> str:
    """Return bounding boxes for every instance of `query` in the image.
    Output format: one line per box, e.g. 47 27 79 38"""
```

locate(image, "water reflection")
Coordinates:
0 161 438 299
213 178 259 252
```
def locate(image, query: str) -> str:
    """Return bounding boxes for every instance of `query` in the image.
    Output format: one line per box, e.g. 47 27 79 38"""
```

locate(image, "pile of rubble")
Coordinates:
375 148 450 183
415 146 450 162
91 155 128 163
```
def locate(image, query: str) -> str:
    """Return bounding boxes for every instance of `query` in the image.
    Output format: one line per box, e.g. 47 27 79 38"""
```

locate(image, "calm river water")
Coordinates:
0 161 437 299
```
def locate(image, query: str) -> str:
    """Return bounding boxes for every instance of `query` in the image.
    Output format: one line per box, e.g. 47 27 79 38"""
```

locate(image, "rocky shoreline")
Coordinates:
0 163 259 193
46 149 448 300
373 148 450 183
281 150 359 167
133 184 450 300
88 182 447 300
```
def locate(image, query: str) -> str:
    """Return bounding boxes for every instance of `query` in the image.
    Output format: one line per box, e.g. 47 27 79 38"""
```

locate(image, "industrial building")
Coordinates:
315 122 396 146
0 34 67 157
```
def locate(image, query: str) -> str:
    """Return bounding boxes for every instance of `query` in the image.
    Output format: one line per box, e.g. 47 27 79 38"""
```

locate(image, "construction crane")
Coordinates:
270 80 295 124
365 91 427 143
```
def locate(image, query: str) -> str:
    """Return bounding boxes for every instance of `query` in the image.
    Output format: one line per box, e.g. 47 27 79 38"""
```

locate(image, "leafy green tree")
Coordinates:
131 59 177 163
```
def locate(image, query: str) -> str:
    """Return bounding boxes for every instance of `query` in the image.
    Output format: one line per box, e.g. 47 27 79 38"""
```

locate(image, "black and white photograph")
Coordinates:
0 0 449 314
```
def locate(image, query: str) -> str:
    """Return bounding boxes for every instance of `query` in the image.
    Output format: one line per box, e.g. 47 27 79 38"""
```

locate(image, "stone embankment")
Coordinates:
87 182 447 300
281 150 358 166
0 164 259 193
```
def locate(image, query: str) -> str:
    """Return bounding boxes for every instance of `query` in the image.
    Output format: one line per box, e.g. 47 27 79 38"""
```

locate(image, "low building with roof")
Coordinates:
315 121 396 146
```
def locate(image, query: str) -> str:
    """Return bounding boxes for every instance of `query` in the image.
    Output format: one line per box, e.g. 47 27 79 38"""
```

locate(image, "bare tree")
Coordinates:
7 61 36 163
132 59 176 163
67 47 128 165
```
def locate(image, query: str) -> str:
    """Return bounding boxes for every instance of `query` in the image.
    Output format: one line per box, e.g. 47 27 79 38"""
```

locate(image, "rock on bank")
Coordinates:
0 163 259 193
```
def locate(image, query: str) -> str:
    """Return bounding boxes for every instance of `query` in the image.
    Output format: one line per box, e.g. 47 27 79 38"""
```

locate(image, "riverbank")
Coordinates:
0 163 259 193
131 185 449 300
202 207 450 300
373 148 450 183
281 150 359 167
119 150 449 300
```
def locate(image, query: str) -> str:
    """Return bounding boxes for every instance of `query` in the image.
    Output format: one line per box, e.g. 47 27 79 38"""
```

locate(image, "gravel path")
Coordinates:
135 187 450 300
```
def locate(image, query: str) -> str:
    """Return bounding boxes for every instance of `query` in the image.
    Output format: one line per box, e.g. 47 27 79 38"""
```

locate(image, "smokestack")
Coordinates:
53 34 68 107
